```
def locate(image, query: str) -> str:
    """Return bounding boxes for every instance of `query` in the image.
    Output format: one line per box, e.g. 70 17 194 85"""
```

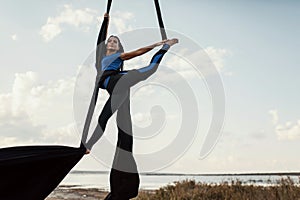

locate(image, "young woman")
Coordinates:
85 13 178 152
85 13 178 199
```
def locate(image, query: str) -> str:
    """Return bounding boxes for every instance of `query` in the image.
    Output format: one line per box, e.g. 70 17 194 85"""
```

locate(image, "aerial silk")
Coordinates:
0 0 167 199
0 145 85 200
154 0 168 40
81 0 112 145
0 1 112 200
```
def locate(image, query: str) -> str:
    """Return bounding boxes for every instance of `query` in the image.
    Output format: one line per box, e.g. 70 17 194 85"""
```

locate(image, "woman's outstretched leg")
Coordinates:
112 39 178 91
85 90 129 150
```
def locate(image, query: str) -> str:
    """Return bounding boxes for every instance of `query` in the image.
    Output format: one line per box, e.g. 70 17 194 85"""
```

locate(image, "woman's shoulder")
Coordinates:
105 52 122 58
102 52 122 62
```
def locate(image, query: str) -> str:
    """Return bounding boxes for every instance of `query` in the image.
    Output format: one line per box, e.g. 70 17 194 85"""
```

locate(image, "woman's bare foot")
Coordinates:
85 149 91 154
165 38 179 46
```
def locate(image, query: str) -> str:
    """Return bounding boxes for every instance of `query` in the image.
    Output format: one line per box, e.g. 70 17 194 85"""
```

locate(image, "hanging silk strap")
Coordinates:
106 0 112 13
81 0 113 146
154 0 167 40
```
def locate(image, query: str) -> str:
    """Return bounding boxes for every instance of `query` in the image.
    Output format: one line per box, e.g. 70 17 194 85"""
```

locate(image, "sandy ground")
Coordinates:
46 186 109 200
46 186 155 200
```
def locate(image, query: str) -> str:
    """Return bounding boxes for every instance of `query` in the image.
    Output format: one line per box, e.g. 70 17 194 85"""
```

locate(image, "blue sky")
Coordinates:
1 0 300 173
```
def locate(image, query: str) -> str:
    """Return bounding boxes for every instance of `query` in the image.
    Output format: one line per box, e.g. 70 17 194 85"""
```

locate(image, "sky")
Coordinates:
1 0 300 174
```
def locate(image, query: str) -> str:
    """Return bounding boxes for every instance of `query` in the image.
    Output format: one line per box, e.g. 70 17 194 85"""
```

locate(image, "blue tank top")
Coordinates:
101 53 123 71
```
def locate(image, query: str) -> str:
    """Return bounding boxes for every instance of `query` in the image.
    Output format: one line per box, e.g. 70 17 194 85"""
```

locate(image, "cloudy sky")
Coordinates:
1 0 300 173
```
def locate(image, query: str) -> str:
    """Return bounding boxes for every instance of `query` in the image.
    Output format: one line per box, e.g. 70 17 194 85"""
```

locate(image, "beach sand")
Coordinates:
45 178 300 200
46 186 155 200
46 186 109 200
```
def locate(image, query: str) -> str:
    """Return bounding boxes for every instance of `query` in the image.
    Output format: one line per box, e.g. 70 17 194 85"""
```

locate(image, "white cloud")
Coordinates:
269 110 300 140
109 11 134 34
0 137 18 147
40 22 62 42
276 120 300 140
42 123 79 145
0 71 80 147
5 71 76 126
40 5 97 42
204 46 231 73
269 109 279 125
39 5 135 42
11 34 17 41
163 47 232 81
0 93 12 120
11 71 38 116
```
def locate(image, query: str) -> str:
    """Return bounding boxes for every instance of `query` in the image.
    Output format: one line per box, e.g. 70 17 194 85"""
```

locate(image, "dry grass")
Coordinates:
134 177 300 200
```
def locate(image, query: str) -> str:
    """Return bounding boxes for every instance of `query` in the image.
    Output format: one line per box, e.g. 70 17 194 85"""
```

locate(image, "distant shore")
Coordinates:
71 170 300 177
47 177 300 200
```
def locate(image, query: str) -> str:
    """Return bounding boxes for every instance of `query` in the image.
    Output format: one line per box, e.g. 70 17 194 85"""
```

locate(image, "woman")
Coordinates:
85 13 178 199
85 13 178 152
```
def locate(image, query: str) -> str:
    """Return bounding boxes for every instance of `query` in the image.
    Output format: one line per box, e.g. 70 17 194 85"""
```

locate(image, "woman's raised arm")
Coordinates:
96 13 109 46
120 40 167 61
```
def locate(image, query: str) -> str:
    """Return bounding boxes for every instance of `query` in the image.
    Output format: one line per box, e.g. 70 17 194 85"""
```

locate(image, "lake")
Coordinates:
61 171 300 190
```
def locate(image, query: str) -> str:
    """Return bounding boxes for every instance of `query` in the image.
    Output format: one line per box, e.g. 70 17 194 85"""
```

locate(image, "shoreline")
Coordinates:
46 186 109 200
71 170 300 176
47 176 300 200
46 185 156 200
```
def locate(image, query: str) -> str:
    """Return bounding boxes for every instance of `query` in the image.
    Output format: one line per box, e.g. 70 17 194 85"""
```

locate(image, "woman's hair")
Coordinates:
107 35 124 53
106 35 124 71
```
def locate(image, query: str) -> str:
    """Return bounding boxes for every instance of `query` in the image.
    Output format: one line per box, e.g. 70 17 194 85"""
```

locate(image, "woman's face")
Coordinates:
106 37 120 52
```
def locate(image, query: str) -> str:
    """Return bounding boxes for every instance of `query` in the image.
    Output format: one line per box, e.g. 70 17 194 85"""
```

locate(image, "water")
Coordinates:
61 171 300 190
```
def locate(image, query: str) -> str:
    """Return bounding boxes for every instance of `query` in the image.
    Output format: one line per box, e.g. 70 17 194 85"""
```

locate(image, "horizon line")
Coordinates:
70 170 300 176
